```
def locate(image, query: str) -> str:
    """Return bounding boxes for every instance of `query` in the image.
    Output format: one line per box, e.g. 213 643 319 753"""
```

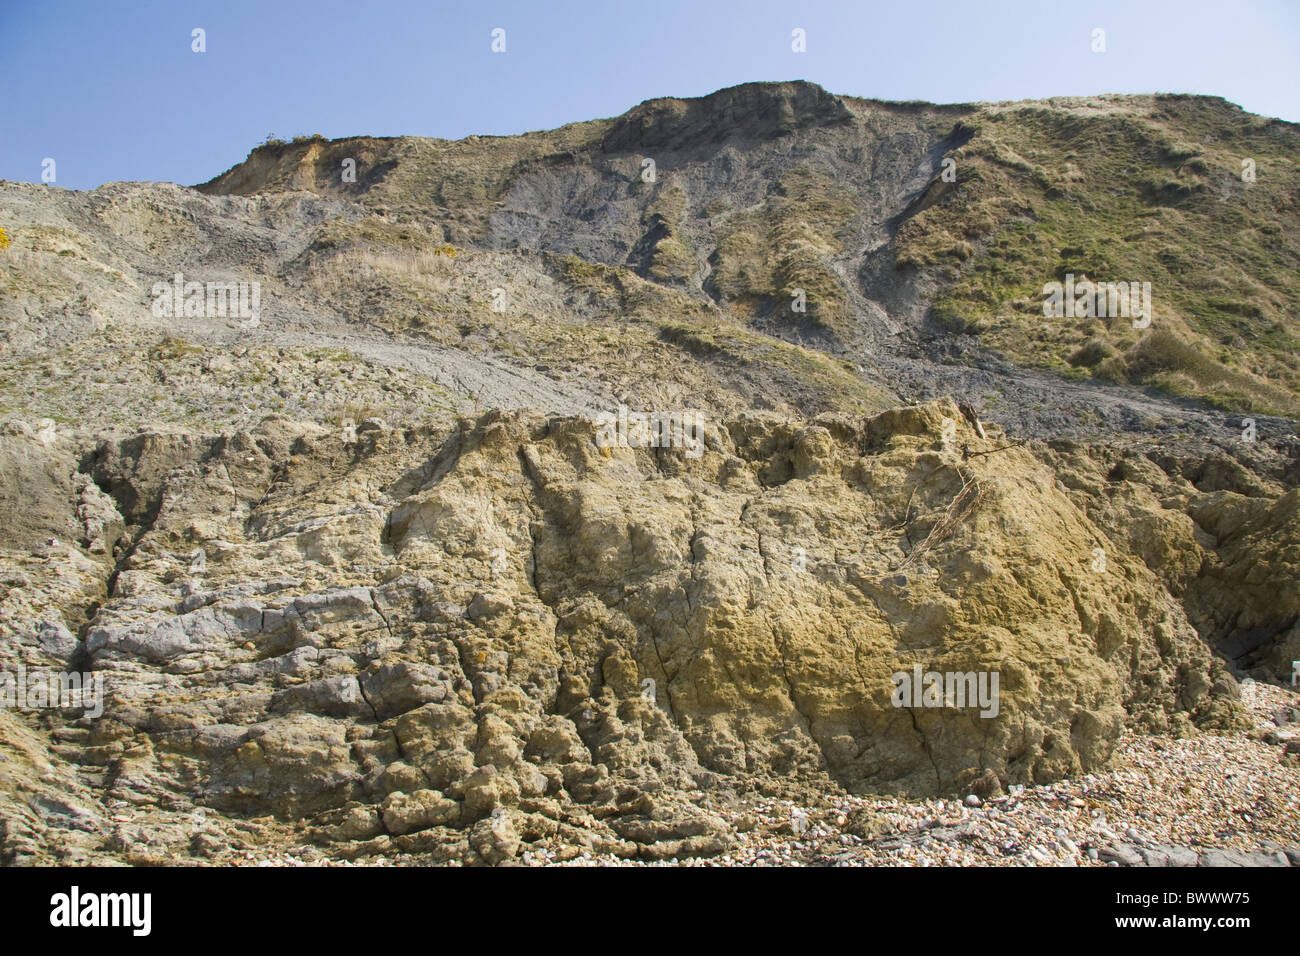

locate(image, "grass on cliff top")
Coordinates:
901 96 1300 416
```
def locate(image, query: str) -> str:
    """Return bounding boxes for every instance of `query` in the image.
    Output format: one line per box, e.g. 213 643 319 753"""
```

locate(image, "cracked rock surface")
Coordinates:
5 400 1292 864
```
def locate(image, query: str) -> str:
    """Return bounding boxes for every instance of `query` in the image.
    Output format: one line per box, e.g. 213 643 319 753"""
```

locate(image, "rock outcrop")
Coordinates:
5 399 1281 863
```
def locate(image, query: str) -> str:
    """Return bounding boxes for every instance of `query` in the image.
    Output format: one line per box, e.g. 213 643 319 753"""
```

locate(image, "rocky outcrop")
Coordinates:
3 399 1277 863
1039 440 1300 682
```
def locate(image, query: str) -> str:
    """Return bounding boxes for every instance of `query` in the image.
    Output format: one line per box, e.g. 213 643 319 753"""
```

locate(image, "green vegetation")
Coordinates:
643 185 695 283
898 96 1300 415
711 163 858 336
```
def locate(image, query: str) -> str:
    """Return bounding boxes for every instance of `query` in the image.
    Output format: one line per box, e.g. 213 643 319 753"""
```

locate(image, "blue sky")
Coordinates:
3 0 1298 191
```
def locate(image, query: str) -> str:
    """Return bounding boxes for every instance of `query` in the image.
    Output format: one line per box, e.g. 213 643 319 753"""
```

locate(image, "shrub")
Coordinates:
1069 337 1118 368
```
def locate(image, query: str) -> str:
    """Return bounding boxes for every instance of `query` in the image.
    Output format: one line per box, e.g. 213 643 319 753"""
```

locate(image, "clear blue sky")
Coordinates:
3 0 1298 191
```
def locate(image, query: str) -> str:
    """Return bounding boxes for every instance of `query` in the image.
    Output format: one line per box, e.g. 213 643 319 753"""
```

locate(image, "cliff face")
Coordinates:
1 82 1297 864
4 397 1292 864
194 82 1300 415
